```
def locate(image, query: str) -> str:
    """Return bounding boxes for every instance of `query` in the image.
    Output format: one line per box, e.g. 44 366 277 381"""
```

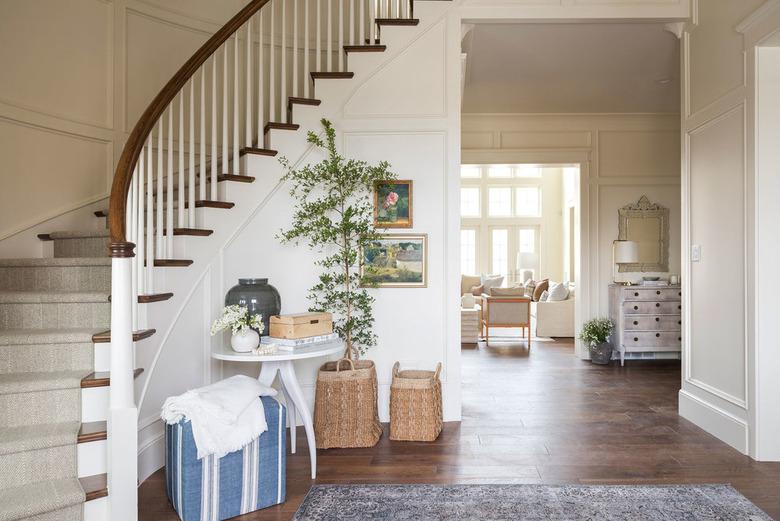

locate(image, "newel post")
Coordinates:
108 241 139 521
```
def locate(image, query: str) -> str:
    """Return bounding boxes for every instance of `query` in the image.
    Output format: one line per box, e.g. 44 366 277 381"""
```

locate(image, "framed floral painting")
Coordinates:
374 180 413 228
361 234 427 288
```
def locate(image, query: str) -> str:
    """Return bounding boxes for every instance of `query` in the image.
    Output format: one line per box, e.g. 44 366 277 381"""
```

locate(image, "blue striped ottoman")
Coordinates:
165 396 286 521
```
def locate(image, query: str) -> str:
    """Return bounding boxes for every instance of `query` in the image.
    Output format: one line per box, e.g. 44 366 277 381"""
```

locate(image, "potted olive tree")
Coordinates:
279 119 394 448
579 318 615 365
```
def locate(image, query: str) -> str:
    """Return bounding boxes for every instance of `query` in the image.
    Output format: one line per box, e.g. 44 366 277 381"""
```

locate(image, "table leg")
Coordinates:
280 384 297 454
257 361 278 387
278 361 317 479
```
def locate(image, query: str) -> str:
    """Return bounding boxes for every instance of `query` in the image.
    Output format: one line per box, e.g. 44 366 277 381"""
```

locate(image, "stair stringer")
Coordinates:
132 0 459 483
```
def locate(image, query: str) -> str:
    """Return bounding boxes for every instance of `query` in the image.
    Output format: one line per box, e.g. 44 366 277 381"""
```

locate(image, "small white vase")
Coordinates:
230 329 260 352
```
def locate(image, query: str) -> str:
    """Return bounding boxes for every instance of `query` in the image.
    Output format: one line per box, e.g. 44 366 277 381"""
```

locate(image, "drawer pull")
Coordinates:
656 333 660 338
656 290 661 295
634 292 639 297
633 337 639 342
633 320 638 326
655 317 660 322
633 305 638 311
655 303 660 308
678 320 681 325
678 305 681 310
678 337 681 341
678 292 682 297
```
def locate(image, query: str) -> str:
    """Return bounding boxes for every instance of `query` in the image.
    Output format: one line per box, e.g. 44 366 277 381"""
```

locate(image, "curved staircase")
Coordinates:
0 0 453 519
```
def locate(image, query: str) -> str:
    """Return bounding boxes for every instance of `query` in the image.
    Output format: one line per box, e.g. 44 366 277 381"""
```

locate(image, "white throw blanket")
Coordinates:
161 375 277 459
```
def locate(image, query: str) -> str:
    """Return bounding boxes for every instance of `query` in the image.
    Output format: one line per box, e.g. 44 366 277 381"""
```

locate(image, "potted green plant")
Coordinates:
278 119 394 448
579 318 614 365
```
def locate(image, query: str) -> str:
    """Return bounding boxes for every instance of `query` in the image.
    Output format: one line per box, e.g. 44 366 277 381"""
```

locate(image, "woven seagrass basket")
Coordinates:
313 358 382 449
389 362 443 442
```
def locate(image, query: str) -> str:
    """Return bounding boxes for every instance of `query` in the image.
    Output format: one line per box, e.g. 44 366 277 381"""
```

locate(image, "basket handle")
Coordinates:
433 362 442 380
335 358 355 372
392 361 400 377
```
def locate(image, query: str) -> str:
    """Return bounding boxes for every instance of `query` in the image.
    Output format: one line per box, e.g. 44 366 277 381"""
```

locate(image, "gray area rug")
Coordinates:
293 484 773 520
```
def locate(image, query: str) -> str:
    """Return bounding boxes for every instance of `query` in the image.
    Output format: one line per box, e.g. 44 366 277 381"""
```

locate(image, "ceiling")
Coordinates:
462 23 680 114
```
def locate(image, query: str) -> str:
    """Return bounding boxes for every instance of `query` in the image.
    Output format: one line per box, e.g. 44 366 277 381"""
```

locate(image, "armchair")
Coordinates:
481 295 532 347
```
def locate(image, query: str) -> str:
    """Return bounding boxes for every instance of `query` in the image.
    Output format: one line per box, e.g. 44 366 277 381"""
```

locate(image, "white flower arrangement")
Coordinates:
210 305 264 335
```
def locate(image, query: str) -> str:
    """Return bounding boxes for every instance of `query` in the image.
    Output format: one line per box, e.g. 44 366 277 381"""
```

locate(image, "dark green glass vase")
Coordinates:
224 278 281 336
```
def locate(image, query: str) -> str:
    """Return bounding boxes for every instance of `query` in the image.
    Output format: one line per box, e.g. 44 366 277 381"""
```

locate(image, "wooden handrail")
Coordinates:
107 0 268 254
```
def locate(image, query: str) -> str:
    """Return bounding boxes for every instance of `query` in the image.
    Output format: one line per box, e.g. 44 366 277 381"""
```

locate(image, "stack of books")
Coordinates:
260 332 339 351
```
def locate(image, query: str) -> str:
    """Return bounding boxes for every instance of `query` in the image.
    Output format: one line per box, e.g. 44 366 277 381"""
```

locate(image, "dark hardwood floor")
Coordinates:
138 338 780 520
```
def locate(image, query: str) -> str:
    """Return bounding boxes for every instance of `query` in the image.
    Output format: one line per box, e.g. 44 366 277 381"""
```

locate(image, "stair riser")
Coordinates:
0 302 110 329
0 343 93 375
0 266 111 292
0 444 76 489
78 439 106 478
54 238 110 258
0 388 80 427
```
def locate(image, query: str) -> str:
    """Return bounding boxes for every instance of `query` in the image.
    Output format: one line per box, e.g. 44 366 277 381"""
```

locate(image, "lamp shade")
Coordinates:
516 251 539 270
613 240 639 264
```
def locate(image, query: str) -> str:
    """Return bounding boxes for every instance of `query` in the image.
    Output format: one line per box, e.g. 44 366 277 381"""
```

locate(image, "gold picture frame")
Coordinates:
373 180 413 229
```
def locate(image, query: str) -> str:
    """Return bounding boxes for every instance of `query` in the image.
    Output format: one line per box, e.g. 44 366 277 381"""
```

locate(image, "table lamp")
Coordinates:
613 240 638 285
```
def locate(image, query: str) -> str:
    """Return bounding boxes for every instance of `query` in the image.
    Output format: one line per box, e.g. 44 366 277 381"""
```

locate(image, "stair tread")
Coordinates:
343 44 387 52
77 421 107 444
47 230 109 240
0 328 103 346
0 477 85 521
81 368 143 388
0 370 89 395
0 290 109 304
0 258 111 268
0 421 80 456
80 473 107 502
376 18 420 25
92 328 156 343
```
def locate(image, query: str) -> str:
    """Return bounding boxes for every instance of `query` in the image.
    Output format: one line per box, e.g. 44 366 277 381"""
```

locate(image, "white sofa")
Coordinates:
532 297 575 338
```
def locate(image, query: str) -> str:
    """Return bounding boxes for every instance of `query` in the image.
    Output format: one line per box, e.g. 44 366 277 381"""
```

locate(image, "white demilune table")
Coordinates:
211 340 343 479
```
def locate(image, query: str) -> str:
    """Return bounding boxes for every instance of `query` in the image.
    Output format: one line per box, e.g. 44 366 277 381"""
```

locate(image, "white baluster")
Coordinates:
178 93 185 228
316 0 322 72
327 0 332 71
350 0 355 46
270 0 276 123
200 69 207 200
339 0 344 71
156 120 163 258
137 146 145 297
258 10 265 143
246 19 252 148
167 105 174 255
293 0 299 99
233 35 240 175
369 0 376 44
304 0 310 98
189 80 196 226
211 56 218 200
359 0 365 46
222 44 229 176
129 165 138 329
146 138 154 292
281 0 287 116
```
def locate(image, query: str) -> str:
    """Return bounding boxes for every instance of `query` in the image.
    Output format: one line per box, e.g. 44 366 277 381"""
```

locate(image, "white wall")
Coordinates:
462 113 681 322
680 0 780 460
0 0 246 255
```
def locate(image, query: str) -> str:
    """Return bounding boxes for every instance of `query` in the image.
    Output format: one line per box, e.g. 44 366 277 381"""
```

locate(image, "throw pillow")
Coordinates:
532 279 549 301
461 274 481 296
470 284 484 296
490 286 526 297
481 274 504 293
547 282 570 302
524 279 537 298
539 290 549 302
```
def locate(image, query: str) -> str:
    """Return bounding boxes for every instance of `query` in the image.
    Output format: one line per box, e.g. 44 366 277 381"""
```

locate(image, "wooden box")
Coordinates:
269 312 333 339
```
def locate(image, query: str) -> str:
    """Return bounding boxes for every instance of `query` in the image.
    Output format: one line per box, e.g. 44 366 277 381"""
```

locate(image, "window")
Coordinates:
460 187 481 217
488 187 512 217
460 229 477 275
518 229 535 253
488 165 512 178
491 229 508 278
460 165 481 178
515 187 541 217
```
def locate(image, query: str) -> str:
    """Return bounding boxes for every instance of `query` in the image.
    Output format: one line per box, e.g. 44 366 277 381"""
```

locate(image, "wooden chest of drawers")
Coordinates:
608 284 682 365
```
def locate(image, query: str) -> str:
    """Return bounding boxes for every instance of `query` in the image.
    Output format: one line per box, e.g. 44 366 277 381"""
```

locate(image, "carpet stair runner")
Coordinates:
0 225 110 521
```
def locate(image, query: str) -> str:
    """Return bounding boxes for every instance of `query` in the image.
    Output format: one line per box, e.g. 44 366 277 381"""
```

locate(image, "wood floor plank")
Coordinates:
138 339 780 520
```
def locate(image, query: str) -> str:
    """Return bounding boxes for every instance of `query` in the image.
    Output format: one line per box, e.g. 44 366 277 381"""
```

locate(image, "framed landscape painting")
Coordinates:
361 234 427 288
374 180 413 228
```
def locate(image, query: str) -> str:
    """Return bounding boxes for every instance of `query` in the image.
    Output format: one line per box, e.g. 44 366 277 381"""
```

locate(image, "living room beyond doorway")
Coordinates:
459 164 580 349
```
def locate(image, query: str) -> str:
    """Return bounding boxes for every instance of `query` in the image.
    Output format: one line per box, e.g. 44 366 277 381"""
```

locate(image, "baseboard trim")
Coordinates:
137 430 166 484
679 388 749 454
